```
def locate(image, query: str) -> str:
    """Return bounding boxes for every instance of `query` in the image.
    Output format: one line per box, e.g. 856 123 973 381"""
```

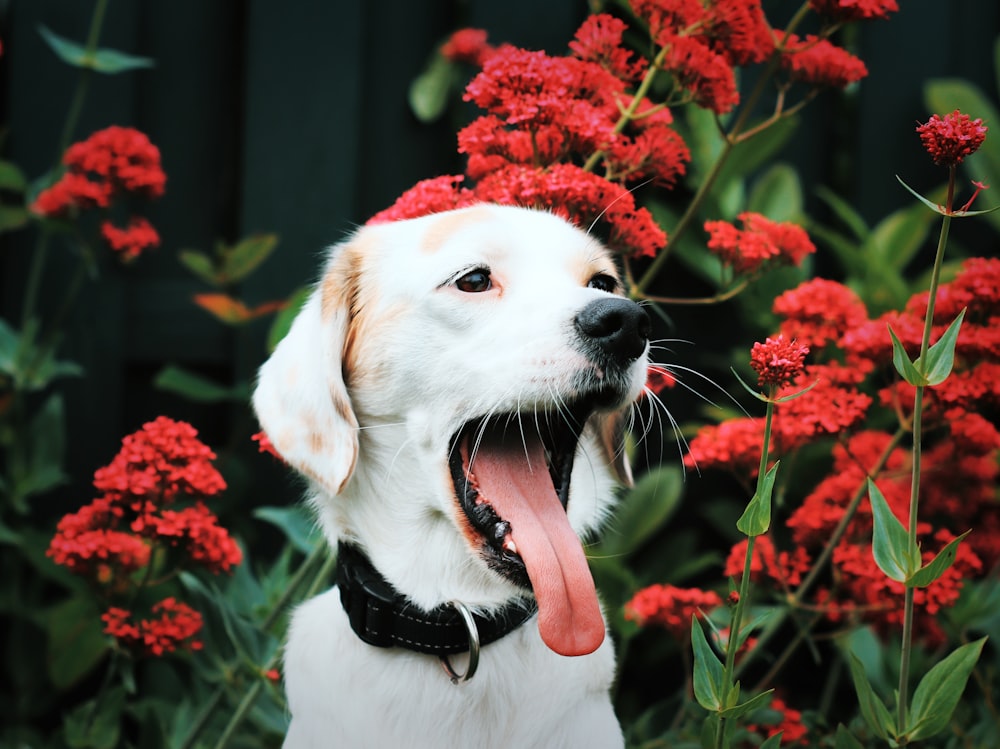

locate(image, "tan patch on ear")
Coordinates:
320 234 372 323
598 411 633 487
420 205 492 254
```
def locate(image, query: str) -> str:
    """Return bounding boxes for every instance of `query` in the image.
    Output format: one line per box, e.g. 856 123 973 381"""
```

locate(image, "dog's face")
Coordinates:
254 205 650 657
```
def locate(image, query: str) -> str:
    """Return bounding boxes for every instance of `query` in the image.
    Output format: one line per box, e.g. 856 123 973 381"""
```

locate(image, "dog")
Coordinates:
253 204 650 748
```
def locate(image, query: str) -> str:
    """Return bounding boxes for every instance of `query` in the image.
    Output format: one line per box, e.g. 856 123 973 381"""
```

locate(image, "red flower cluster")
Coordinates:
743 696 810 746
102 598 204 656
685 259 1000 642
31 126 166 260
809 0 899 21
375 4 886 261
778 33 868 89
624 583 723 640
916 109 988 167
704 212 816 275
49 417 241 655
440 28 494 67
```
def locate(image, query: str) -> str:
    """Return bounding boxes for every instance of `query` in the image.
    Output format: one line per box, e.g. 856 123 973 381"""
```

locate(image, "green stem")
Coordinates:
715 396 775 749
734 427 907 680
211 552 337 749
897 171 953 734
633 1 812 298
21 0 109 327
181 545 334 749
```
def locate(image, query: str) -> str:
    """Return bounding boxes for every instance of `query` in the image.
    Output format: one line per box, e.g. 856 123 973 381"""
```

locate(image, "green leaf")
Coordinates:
758 732 784 749
154 364 249 403
596 465 683 557
834 724 866 749
39 25 154 74
918 308 965 386
896 175 948 216
720 688 774 719
692 615 728 712
221 233 279 284
178 249 220 286
868 478 920 583
267 286 311 352
254 506 321 555
409 53 458 123
888 324 929 387
815 186 870 242
907 530 971 588
15 394 69 502
64 686 125 749
847 651 895 741
0 160 28 192
729 366 770 403
0 204 30 233
747 163 802 223
906 637 987 742
45 596 110 689
736 462 778 537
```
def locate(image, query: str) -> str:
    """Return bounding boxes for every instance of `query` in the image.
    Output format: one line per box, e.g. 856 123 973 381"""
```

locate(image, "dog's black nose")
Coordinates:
574 297 650 362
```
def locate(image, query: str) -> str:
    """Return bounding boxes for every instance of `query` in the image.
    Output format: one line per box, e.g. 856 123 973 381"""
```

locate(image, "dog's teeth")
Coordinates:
502 537 518 555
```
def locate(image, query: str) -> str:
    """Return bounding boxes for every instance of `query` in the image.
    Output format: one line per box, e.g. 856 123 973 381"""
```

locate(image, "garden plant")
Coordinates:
1 1 999 747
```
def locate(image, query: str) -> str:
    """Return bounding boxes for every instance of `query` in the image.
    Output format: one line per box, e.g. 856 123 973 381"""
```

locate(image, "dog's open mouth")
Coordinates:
448 400 607 657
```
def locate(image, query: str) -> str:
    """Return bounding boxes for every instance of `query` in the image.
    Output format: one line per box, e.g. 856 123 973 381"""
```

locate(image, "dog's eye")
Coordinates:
455 268 492 293
587 273 618 293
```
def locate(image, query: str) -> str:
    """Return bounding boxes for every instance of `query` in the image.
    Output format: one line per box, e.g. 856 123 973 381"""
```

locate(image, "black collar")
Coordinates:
335 542 537 656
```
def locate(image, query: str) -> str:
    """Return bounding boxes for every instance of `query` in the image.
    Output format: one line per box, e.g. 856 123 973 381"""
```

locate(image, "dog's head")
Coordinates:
253 205 650 657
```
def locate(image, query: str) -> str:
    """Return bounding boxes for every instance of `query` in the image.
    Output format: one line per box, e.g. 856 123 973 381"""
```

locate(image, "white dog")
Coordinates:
253 204 650 748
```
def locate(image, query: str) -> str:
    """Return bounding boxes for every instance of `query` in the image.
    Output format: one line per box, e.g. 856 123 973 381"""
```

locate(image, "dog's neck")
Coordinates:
335 542 537 656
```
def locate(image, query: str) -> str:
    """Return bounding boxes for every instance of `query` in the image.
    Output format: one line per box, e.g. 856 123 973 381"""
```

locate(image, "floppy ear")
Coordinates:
252 244 360 496
597 410 634 487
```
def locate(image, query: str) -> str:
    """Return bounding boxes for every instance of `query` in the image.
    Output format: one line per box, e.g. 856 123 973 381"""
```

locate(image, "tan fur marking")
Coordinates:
420 205 493 254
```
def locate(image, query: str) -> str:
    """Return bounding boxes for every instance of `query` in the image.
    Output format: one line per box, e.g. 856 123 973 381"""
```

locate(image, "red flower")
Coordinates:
773 278 869 352
663 34 740 115
916 110 988 167
809 0 899 21
631 0 706 47
745 696 810 745
440 28 494 66
101 217 161 260
31 172 112 216
150 502 243 574
252 430 283 460
102 597 204 656
93 416 227 505
569 13 646 82
703 0 775 66
750 335 809 387
63 125 166 197
367 175 476 224
704 212 815 275
684 417 766 476
724 534 812 588
624 584 723 639
779 33 868 89
645 365 677 395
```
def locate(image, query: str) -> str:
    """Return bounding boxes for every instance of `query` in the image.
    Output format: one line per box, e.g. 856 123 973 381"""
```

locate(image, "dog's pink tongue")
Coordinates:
473 440 605 657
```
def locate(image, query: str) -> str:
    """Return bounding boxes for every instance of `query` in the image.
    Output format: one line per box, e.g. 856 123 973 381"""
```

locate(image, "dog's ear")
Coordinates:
252 244 360 495
597 411 633 487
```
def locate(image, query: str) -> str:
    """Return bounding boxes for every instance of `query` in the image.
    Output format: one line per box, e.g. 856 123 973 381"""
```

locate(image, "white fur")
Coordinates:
253 205 647 748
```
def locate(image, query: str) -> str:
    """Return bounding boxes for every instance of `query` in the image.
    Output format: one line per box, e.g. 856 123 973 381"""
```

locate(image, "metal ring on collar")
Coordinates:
439 600 480 684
